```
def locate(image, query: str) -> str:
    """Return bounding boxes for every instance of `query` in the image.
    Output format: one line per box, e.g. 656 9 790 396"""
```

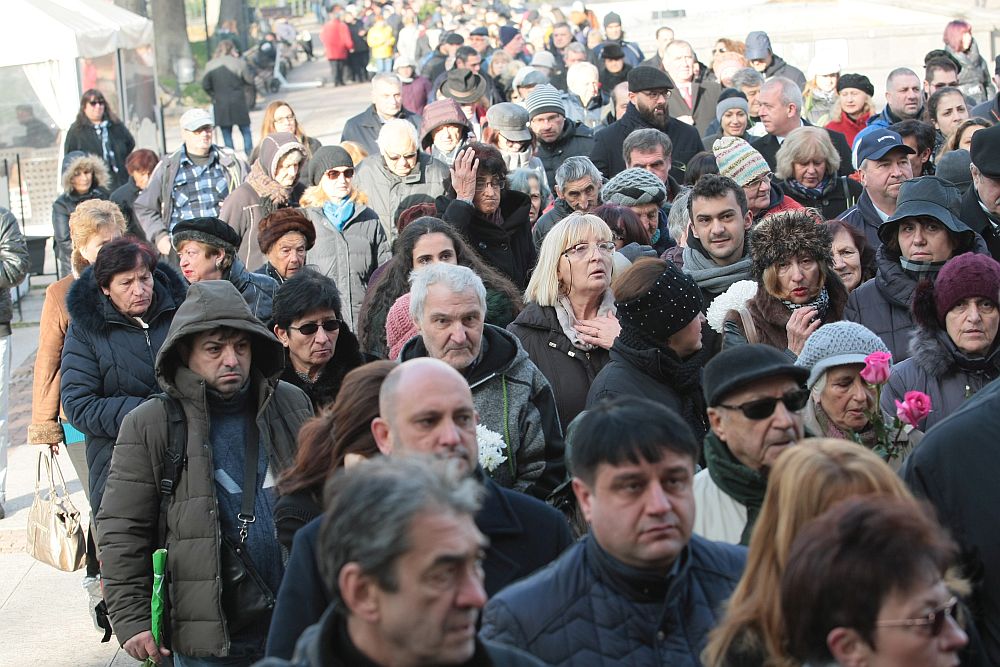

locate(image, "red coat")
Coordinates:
825 112 871 151
321 19 353 61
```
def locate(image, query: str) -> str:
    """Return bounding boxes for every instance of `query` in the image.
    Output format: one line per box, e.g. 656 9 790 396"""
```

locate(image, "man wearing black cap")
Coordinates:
838 128 914 250
468 25 493 59
591 66 703 182
960 123 1000 257
971 56 1000 122
697 344 808 545
598 43 630 92
593 11 644 67
421 31 464 83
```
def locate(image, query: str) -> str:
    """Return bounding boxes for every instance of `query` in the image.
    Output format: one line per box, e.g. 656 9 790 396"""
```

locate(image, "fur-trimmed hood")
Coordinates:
750 210 832 280
61 153 110 193
66 260 188 334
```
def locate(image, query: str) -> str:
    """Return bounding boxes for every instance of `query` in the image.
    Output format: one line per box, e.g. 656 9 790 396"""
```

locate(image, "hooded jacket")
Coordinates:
97 280 313 658
845 239 989 362
534 118 595 192
507 303 612 431
480 533 747 667
400 324 565 500
761 54 806 89
353 152 450 240
882 326 1000 432
591 103 703 182
303 202 391 331
437 190 536 290
222 134 306 270
61 261 187 512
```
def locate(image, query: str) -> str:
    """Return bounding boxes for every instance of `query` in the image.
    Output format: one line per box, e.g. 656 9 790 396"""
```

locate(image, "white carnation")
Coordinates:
477 424 508 473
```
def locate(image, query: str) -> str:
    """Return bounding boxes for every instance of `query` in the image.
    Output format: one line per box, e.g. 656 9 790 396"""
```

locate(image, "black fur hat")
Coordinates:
749 210 833 281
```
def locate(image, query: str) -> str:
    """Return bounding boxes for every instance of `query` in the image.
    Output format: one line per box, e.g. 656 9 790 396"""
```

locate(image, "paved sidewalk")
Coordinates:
0 20 370 666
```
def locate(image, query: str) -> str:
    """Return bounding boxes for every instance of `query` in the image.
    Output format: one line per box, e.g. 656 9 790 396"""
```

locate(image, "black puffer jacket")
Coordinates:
60 262 187 512
534 119 595 192
438 191 536 290
882 327 1000 432
845 240 989 362
508 302 611 431
481 534 746 667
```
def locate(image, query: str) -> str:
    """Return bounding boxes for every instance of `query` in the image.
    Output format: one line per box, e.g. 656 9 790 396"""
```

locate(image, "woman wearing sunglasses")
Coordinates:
64 89 135 191
271 268 363 411
723 210 848 358
782 495 969 667
704 438 921 667
300 145 390 331
797 321 916 470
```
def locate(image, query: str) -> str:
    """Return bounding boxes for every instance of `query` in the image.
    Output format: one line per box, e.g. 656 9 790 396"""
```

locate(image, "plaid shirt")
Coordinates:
169 146 232 230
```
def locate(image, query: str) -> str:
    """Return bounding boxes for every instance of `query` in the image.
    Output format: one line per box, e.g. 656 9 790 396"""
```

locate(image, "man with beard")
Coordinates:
695 344 808 545
591 66 702 182
838 128 914 249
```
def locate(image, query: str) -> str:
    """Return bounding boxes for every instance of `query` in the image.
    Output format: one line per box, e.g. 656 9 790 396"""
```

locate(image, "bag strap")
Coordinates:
155 393 187 549
238 413 260 544
738 306 759 345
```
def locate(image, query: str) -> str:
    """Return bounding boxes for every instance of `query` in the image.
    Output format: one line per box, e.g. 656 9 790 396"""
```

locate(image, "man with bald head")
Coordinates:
264 357 573 660
354 118 450 238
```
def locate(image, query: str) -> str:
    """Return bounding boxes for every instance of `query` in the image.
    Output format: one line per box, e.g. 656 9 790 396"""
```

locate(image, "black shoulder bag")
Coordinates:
155 395 275 640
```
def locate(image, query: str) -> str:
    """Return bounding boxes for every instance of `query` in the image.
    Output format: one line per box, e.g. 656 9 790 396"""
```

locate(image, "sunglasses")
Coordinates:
717 388 809 420
289 319 342 336
876 597 959 637
86 99 106 107
325 167 354 180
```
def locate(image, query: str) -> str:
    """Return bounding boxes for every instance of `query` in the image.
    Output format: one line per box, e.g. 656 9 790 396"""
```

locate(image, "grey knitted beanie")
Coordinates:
601 168 667 207
524 84 565 119
796 321 890 389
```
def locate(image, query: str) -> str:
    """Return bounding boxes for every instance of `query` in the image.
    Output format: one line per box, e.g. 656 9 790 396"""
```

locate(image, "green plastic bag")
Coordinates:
143 548 167 666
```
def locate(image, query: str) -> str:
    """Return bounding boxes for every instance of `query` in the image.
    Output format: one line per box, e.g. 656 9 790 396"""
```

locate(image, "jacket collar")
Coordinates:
585 533 687 603
475 471 524 537
66 261 187 334
399 324 521 387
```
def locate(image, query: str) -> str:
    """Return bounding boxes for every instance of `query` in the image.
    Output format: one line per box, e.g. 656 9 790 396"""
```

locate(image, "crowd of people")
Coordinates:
11 3 1000 667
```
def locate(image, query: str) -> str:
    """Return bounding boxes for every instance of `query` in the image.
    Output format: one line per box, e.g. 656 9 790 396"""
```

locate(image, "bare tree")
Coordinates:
151 0 194 80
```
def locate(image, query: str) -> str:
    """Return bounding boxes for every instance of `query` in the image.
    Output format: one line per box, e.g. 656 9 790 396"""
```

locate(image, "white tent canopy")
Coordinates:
0 0 154 69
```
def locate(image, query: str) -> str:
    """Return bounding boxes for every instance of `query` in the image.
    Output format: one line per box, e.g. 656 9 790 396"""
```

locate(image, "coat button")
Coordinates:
657 631 665 641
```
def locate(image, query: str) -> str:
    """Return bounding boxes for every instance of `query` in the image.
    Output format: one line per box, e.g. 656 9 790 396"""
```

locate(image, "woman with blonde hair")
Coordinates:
775 126 862 219
508 213 619 429
703 438 914 667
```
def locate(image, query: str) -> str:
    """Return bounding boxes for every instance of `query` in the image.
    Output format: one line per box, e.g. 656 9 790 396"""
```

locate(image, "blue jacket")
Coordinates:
61 261 187 512
480 534 746 667
266 475 574 659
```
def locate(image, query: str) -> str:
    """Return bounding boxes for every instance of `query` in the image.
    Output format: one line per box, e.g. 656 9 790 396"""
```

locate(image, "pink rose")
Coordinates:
896 391 932 427
859 351 892 385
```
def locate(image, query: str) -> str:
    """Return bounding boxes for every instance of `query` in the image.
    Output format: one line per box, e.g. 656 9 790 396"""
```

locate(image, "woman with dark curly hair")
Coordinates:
63 89 135 191
356 216 523 359
438 142 536 288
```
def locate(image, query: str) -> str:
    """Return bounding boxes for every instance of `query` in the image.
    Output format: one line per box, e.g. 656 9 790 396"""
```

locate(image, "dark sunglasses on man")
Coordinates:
717 388 809 420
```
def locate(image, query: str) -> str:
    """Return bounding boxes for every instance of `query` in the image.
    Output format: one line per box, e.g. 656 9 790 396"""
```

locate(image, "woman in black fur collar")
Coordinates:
271 268 363 410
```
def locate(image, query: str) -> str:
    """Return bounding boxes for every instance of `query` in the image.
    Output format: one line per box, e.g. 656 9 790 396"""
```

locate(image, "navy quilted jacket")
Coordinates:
480 534 746 667
61 261 187 513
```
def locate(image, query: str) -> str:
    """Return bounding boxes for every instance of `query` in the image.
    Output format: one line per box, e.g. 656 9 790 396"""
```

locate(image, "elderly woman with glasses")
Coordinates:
300 145 390 330
713 136 803 223
508 213 620 430
64 89 135 191
440 142 536 289
271 268 363 411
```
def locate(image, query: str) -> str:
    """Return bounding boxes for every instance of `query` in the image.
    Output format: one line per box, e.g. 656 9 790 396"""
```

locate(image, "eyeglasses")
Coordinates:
325 167 355 180
274 114 296 124
475 178 505 192
717 388 809 420
876 597 959 637
187 126 214 135
639 89 672 101
744 172 774 190
384 151 418 162
562 241 616 259
288 319 342 336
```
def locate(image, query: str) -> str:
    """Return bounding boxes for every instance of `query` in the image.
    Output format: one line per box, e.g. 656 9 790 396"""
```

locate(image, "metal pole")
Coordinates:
204 0 212 61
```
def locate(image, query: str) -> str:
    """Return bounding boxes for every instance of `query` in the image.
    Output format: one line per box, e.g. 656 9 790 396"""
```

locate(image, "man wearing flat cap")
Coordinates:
591 66 703 182
696 344 808 545
960 123 1000 258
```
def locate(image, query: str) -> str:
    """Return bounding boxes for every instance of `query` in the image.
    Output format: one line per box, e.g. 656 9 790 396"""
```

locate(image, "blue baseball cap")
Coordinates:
854 128 914 168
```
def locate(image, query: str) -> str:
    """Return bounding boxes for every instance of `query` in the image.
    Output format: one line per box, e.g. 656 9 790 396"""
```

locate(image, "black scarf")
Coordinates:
703 431 768 545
